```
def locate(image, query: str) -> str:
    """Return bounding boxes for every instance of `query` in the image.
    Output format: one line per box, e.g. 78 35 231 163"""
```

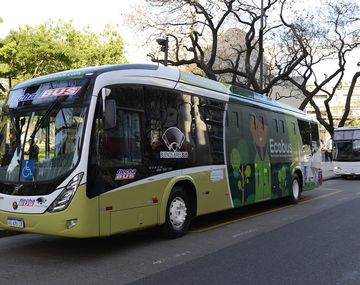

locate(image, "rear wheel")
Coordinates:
162 186 191 239
288 174 301 204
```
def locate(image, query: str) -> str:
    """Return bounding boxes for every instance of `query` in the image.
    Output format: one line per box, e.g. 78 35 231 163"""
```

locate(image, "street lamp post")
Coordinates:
156 36 169 66
259 0 264 90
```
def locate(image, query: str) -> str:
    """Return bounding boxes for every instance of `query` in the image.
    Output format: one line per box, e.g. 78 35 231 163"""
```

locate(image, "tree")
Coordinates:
279 0 360 137
0 20 127 89
127 0 360 136
0 16 6 100
128 0 307 93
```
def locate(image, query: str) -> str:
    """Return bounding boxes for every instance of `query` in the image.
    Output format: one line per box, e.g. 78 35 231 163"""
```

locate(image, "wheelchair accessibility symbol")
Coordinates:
21 160 35 180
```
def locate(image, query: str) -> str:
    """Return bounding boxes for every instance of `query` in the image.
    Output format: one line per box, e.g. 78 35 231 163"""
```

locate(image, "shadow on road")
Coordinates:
190 197 300 232
0 194 319 261
0 227 165 263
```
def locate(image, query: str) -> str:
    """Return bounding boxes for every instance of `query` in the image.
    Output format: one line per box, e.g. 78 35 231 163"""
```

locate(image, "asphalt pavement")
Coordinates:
131 184 360 285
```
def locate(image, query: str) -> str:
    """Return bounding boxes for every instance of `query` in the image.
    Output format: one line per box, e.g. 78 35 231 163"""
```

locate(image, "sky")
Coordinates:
0 0 148 63
1 0 359 80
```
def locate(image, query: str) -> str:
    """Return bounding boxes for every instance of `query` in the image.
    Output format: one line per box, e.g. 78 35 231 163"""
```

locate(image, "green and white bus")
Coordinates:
0 64 322 238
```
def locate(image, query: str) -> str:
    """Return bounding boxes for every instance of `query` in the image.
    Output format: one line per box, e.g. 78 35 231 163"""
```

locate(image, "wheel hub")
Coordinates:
293 179 299 199
169 197 187 230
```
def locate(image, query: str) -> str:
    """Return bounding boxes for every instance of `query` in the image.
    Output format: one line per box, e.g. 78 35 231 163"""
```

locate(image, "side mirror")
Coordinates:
103 99 116 130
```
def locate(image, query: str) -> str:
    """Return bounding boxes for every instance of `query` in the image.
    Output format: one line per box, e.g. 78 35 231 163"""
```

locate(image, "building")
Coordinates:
212 28 267 84
305 81 360 125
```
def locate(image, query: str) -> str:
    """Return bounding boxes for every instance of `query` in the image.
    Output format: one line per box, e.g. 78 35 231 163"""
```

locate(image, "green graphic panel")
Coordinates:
226 99 296 207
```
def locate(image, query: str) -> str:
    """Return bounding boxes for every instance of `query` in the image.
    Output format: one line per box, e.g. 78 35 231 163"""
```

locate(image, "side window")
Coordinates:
280 120 285 133
291 122 296 135
353 140 360 160
310 122 320 149
250 114 256 130
310 123 319 142
143 88 187 158
230 111 239 128
111 110 142 165
197 97 225 164
99 86 144 166
273 118 278 132
251 114 265 130
298 119 311 146
94 85 145 192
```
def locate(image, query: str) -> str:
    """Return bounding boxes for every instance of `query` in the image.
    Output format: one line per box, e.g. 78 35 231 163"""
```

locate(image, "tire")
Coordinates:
288 174 301 204
162 186 191 239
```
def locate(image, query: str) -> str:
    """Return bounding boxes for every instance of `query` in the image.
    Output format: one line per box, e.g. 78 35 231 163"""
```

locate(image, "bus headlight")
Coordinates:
48 173 84 213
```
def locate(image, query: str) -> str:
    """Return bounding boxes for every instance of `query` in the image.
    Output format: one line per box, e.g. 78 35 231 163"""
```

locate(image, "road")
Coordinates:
1 178 359 285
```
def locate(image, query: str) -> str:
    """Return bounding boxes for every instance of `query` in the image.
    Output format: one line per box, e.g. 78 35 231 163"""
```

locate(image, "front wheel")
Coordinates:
288 174 301 204
162 187 191 239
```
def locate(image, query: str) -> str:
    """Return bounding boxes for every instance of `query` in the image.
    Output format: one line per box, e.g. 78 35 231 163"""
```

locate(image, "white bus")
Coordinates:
333 126 360 177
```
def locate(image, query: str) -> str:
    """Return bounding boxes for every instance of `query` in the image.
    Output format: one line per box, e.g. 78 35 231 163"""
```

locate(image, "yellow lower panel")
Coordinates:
0 186 99 238
189 170 233 215
99 179 168 236
110 205 158 235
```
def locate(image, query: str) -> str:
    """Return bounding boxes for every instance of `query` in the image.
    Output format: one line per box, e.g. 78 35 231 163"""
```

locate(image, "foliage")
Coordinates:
0 16 5 99
0 20 127 88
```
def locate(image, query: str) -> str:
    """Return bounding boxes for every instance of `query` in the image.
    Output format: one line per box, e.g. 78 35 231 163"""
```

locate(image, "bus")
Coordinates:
0 64 322 238
333 126 360 177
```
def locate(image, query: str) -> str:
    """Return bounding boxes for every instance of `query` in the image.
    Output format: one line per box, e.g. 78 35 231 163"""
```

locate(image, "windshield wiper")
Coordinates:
30 100 60 139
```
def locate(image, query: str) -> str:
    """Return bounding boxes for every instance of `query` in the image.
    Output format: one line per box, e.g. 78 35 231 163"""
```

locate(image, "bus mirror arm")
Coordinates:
101 88 112 113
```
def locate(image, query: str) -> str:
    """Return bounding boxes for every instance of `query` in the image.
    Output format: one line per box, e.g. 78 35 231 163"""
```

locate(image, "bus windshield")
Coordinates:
0 78 91 189
0 104 87 184
335 140 360 161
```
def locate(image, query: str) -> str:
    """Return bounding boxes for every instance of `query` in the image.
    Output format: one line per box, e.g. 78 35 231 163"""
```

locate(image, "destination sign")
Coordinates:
40 86 82 98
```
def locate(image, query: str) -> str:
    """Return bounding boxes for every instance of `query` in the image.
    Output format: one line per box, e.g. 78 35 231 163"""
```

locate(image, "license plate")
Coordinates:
7 218 24 228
